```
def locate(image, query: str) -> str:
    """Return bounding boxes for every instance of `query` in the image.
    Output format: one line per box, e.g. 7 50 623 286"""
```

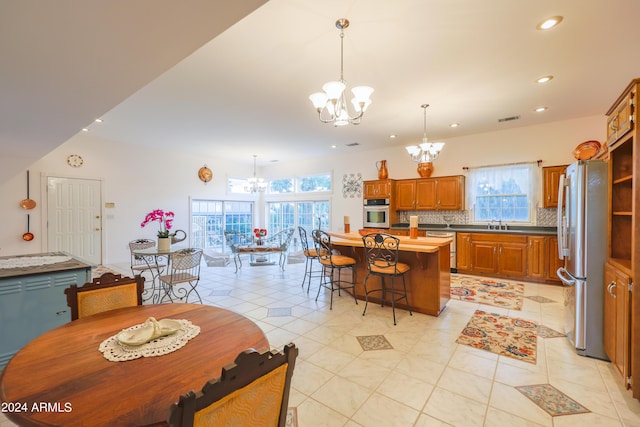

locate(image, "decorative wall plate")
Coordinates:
67 154 84 167
198 165 212 183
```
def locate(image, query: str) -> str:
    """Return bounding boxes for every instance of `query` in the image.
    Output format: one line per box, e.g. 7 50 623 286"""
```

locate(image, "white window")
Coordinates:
227 173 331 195
467 163 539 224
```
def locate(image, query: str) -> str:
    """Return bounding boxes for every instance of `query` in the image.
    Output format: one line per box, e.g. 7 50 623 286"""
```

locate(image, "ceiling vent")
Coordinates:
498 115 520 123
346 142 360 146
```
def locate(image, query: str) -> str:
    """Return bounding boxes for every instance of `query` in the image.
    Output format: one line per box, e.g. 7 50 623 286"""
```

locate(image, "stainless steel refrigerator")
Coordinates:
556 159 608 360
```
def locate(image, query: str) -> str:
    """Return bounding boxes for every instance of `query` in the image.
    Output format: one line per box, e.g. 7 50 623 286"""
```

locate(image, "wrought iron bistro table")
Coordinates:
0 303 269 427
132 245 187 303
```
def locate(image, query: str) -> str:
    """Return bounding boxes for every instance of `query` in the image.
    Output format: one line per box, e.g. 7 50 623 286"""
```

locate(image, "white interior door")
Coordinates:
47 177 102 265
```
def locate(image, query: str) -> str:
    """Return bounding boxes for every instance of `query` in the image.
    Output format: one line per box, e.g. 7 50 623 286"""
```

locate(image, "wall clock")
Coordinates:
198 165 212 183
67 154 84 168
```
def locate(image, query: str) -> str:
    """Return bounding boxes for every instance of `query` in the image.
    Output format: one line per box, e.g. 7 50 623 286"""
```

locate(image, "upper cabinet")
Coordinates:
542 165 568 208
607 87 635 146
394 175 465 211
363 179 394 199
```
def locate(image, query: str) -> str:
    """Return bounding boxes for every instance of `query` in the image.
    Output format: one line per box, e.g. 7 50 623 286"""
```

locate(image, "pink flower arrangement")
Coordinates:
141 209 175 238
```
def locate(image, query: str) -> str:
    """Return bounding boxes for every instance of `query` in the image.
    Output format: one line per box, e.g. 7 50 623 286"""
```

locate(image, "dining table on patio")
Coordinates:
0 303 269 427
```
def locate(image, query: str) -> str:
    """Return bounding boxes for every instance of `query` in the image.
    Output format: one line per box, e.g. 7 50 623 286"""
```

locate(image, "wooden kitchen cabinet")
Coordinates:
607 88 635 146
527 236 546 280
605 78 639 396
542 165 567 208
436 176 465 210
457 232 559 282
363 179 394 199
393 175 464 210
457 233 472 271
464 233 528 278
604 261 632 387
395 180 417 209
545 235 563 282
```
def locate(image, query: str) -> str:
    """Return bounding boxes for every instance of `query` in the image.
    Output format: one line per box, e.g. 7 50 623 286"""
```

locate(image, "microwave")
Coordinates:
363 198 390 228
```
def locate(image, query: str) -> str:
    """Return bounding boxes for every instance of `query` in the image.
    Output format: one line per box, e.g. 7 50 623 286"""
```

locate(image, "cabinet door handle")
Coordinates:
607 281 617 298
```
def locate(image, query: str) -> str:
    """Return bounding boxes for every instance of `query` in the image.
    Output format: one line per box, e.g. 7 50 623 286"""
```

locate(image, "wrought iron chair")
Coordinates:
129 238 166 300
168 343 298 427
64 273 145 320
298 226 323 293
361 233 412 325
260 228 296 270
312 229 358 310
158 248 203 303
223 230 254 272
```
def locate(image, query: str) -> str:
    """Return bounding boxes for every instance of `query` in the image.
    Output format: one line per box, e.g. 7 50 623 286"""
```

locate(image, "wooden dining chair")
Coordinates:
64 273 145 320
167 343 298 427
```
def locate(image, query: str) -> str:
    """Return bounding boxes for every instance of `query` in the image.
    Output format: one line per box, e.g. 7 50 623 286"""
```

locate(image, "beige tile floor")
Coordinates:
2 259 640 426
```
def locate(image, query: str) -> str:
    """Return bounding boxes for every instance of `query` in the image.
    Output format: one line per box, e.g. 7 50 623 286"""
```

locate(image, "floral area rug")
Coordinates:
456 309 538 364
450 274 524 310
516 384 590 416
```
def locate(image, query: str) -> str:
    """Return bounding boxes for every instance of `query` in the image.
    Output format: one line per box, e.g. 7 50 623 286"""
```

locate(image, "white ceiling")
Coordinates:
3 0 640 176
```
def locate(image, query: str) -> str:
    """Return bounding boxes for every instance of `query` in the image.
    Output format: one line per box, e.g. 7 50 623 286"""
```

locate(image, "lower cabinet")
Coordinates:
457 232 561 283
0 268 90 369
545 236 563 282
604 261 632 388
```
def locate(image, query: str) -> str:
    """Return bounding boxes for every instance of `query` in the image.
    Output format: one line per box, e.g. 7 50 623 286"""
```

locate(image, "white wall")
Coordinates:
0 114 604 264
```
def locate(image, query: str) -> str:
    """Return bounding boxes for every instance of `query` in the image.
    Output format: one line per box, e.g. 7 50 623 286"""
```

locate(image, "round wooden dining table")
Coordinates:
0 303 269 426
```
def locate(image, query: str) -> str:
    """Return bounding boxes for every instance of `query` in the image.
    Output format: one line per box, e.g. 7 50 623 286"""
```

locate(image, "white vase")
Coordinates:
158 237 171 252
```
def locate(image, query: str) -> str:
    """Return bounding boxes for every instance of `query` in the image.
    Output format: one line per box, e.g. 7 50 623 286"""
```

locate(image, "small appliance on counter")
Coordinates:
363 198 390 228
556 159 608 360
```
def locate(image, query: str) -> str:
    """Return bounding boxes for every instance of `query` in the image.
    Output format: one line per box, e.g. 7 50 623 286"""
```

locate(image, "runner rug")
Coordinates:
456 309 538 364
450 274 524 310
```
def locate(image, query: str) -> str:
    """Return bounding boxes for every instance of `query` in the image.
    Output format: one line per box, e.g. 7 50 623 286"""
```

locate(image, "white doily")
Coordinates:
0 255 72 269
99 319 200 362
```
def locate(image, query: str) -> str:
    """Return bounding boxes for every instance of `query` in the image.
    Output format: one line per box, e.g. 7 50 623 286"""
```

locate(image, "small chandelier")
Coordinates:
309 18 373 127
245 155 267 193
406 104 445 163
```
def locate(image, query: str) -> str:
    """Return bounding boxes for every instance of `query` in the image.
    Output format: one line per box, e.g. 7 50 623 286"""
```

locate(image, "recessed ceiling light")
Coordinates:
536 16 563 30
389 134 397 139
94 118 103 123
535 106 548 112
449 123 460 128
536 75 553 84
81 128 89 132
331 144 337 148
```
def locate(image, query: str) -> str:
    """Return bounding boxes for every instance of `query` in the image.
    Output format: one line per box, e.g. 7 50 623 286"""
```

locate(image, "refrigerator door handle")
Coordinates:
556 267 577 286
557 173 569 257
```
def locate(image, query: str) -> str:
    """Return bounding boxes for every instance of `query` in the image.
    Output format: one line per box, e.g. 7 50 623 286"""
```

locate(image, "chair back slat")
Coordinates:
362 233 402 273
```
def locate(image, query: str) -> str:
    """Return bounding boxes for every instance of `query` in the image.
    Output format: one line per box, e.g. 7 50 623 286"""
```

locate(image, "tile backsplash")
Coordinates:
399 208 557 227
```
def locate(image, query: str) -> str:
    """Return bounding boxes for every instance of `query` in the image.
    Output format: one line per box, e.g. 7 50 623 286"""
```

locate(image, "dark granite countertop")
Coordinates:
0 252 94 279
391 223 557 236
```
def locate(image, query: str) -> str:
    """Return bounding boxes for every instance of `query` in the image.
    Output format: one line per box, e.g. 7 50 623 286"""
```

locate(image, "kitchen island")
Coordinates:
328 232 451 316
0 252 93 369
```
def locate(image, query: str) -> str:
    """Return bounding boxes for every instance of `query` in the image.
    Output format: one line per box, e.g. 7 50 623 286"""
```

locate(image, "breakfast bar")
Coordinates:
328 232 452 316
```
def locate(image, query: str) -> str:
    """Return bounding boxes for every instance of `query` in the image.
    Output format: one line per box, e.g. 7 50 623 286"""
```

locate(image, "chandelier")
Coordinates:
245 155 267 193
406 104 445 163
309 18 373 127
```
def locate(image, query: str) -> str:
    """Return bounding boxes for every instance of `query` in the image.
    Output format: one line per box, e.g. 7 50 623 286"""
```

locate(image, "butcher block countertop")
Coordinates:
328 232 452 253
